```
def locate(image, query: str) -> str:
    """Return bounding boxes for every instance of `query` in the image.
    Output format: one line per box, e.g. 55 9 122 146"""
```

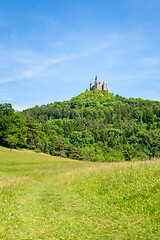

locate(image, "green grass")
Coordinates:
0 146 159 239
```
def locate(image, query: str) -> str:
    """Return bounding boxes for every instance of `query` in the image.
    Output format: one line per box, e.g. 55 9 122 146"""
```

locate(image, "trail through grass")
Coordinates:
0 146 159 239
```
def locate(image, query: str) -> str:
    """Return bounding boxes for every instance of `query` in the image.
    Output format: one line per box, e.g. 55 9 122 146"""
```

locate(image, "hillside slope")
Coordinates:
22 90 160 161
0 147 159 239
0 90 160 161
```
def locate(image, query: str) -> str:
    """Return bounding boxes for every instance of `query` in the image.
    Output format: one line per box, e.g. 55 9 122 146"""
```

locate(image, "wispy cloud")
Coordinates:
0 31 123 84
0 46 78 83
0 26 160 106
3 96 13 101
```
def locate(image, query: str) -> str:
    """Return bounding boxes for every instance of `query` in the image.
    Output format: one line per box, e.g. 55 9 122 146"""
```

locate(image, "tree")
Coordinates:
5 135 18 150
2 111 27 148
26 116 39 149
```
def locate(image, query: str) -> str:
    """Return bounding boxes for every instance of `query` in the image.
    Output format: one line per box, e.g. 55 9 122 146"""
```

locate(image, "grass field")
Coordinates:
0 146 159 240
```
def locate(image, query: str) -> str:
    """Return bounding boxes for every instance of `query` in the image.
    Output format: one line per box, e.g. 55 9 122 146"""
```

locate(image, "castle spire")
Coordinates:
95 75 98 85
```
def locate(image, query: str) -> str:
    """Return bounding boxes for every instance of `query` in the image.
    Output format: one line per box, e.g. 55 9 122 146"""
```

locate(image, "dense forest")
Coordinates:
1 90 160 162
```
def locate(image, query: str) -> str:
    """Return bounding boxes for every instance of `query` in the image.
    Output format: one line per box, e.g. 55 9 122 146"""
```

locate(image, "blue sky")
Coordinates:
0 0 160 110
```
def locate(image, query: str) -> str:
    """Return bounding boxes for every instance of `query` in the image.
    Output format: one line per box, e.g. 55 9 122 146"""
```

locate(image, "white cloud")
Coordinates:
2 96 13 101
12 104 34 111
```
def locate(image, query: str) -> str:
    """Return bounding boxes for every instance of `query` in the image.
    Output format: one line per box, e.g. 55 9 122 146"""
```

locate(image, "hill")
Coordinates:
0 90 160 161
22 90 160 161
0 147 159 239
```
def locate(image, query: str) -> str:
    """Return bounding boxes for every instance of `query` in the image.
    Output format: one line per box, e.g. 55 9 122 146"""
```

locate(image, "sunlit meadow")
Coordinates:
0 146 159 239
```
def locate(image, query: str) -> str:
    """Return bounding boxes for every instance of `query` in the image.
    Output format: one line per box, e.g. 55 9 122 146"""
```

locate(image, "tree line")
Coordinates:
1 90 160 161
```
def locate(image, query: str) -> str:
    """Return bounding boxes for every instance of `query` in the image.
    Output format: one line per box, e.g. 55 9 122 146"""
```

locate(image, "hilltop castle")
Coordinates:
90 76 108 92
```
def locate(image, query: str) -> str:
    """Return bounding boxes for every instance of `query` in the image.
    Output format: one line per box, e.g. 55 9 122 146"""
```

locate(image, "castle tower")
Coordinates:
102 81 108 92
98 81 102 90
90 81 93 91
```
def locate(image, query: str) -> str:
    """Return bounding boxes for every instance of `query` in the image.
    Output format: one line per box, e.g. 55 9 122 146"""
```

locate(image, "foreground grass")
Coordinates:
0 147 159 239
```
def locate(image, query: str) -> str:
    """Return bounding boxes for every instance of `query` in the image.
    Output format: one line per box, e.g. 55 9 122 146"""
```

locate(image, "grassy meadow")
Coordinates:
0 146 159 240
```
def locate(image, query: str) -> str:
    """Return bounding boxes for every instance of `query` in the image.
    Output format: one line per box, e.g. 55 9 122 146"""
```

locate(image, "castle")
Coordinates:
90 76 108 92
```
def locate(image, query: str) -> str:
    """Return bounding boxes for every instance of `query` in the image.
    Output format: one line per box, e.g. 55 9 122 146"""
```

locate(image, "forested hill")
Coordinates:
1 90 160 161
